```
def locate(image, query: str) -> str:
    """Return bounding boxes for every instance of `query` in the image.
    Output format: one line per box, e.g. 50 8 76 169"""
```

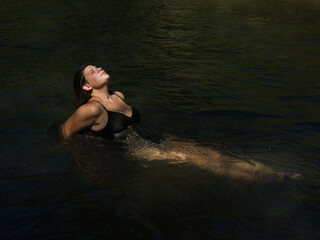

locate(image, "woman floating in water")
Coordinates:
60 64 141 139
61 64 300 182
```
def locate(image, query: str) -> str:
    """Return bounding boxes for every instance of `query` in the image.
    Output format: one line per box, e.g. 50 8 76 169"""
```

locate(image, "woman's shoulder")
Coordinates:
113 91 125 100
76 101 103 117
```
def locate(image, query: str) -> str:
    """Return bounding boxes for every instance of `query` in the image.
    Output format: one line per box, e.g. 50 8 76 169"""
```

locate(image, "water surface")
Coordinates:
1 0 320 239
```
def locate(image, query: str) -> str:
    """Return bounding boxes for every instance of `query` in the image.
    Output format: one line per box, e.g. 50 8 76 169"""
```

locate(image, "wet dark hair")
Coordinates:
73 63 91 107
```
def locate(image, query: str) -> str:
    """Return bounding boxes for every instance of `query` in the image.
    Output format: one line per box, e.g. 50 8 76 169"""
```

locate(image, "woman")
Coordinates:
60 64 300 182
60 64 140 139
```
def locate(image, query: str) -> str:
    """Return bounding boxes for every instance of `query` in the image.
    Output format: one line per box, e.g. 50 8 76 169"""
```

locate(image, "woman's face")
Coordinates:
83 65 110 89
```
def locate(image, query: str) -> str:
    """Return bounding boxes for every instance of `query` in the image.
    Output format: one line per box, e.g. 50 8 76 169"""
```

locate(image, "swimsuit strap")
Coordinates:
113 92 126 102
89 100 108 112
89 92 125 108
89 98 131 118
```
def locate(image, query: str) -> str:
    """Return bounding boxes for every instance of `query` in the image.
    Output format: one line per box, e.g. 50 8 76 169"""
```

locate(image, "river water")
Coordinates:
1 0 320 239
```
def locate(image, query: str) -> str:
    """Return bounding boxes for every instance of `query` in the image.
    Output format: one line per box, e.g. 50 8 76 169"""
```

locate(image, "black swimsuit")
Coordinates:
89 93 141 138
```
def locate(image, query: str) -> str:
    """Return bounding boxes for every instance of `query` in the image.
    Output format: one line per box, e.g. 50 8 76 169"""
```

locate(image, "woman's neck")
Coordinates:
90 85 112 102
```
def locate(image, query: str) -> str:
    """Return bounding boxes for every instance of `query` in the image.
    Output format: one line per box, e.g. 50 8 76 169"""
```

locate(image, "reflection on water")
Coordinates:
1 0 320 239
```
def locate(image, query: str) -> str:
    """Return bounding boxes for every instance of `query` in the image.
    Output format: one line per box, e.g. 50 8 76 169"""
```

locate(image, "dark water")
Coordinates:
1 0 320 239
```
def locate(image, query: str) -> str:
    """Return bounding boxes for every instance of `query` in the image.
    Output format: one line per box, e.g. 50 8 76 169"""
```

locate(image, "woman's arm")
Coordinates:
60 102 102 138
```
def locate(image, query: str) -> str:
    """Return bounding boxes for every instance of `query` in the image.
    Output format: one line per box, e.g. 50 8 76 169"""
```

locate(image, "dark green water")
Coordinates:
1 0 320 239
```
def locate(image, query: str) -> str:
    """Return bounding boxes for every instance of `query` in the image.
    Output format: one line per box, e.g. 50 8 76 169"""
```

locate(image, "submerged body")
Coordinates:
126 134 301 182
